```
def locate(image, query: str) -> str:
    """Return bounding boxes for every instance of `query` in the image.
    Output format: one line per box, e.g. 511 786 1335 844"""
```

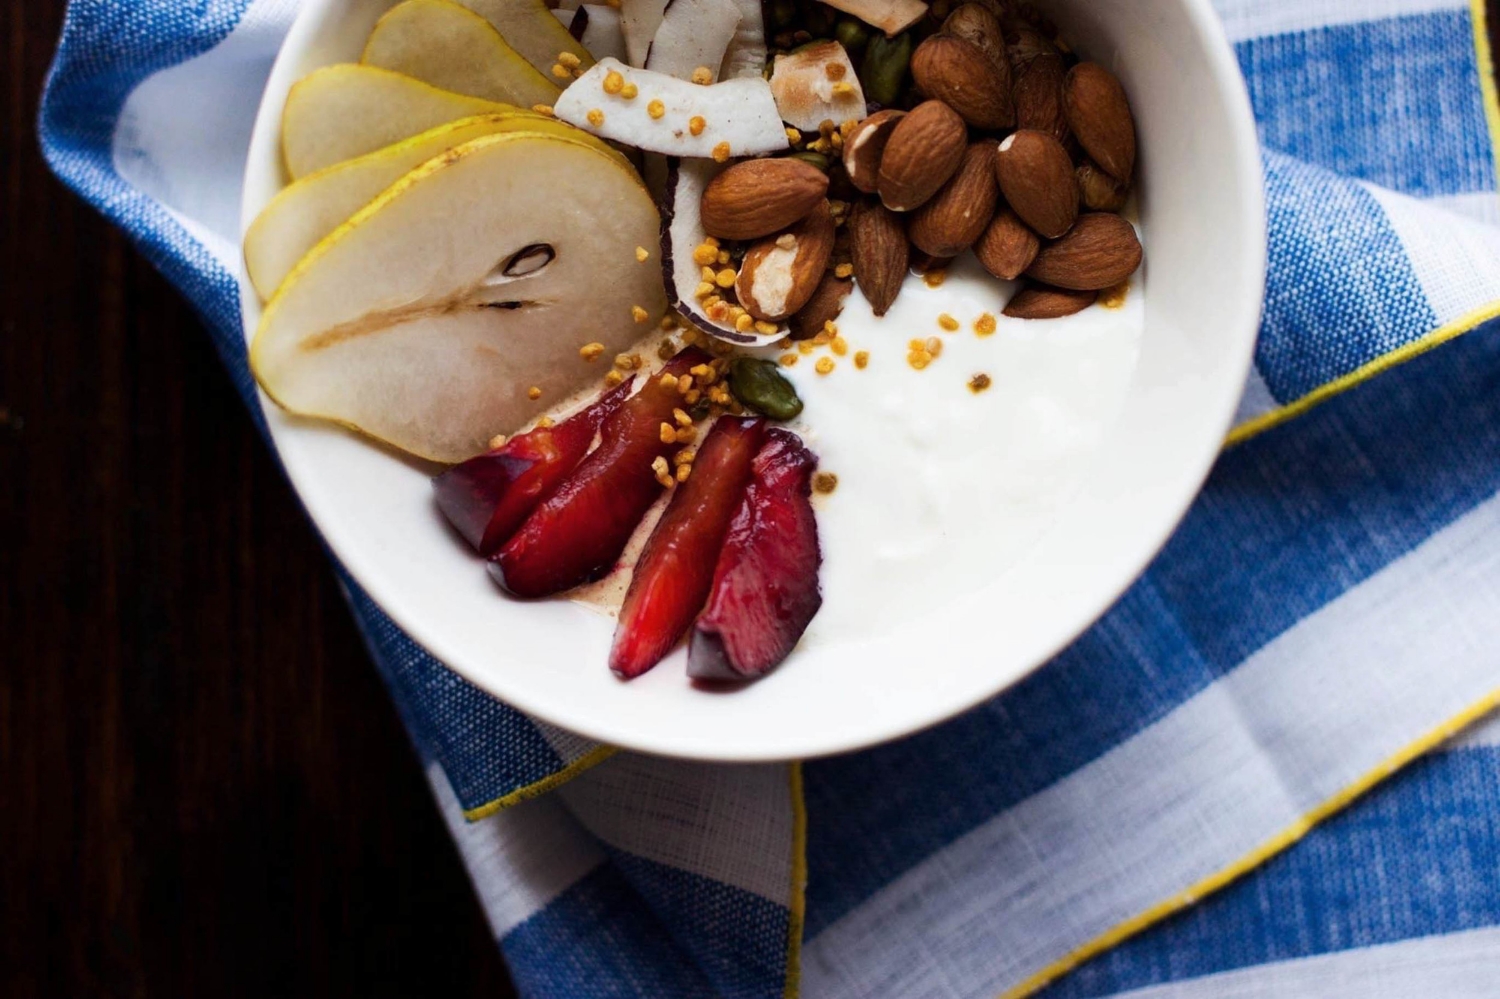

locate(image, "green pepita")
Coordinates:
728 357 804 421
859 31 912 107
788 150 831 171
833 18 871 55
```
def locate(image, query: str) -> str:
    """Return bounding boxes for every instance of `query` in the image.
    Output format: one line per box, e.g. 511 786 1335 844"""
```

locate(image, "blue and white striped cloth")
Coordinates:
40 1 1500 995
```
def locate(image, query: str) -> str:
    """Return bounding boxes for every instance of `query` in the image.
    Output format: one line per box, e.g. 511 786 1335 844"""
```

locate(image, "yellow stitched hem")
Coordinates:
998 689 1500 999
1226 297 1500 447
1472 0 1500 192
461 745 618 821
783 761 809 999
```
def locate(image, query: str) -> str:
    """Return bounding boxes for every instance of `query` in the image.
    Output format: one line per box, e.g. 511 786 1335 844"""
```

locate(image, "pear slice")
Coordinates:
282 64 518 178
251 132 667 463
362 0 560 110
555 58 787 157
451 0 594 75
248 113 624 300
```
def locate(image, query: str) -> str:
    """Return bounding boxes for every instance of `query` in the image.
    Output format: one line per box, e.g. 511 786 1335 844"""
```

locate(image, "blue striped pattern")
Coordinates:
1038 744 1500 997
610 852 791 999
503 865 720 998
1257 151 1437 401
1238 10 1495 197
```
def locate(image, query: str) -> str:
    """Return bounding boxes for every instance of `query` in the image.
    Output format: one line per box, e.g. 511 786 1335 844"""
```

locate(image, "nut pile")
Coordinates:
700 0 1143 328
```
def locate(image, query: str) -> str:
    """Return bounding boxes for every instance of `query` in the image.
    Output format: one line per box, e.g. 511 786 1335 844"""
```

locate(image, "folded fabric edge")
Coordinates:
460 745 620 821
1473 0 1500 194
998 687 1500 999
1226 296 1500 447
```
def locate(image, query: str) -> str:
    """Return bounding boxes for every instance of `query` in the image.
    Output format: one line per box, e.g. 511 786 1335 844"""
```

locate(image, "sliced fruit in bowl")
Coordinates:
451 0 594 75
250 130 666 463
361 0 561 108
610 415 768 678
246 111 624 299
432 378 632 555
689 428 822 681
488 348 713 597
279 64 516 178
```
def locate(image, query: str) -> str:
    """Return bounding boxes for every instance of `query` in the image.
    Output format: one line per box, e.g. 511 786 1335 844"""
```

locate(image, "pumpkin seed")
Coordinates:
728 357 804 420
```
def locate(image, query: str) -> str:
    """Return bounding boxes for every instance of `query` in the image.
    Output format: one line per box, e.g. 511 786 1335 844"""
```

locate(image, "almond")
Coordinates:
735 201 836 321
1024 212 1142 290
909 248 952 275
1076 159 1129 212
1012 46 1068 143
909 140 1000 258
1065 62 1137 182
1005 23 1057 73
700 159 830 241
789 273 853 339
974 206 1039 281
842 109 906 194
994 129 1077 239
910 35 1014 130
876 100 968 212
848 200 908 316
943 4 1007 71
1003 284 1097 319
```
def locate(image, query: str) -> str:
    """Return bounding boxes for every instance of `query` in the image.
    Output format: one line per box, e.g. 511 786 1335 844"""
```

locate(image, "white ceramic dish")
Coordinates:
240 0 1265 761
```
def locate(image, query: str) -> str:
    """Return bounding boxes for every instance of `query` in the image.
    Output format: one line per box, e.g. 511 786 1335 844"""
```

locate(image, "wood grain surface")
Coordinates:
1 3 516 996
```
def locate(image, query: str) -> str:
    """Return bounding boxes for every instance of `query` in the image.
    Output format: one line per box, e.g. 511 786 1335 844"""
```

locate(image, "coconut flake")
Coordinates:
555 59 788 157
818 0 927 36
555 5 628 63
718 0 769 80
620 0 671 66
769 40 866 131
660 158 785 345
645 0 741 82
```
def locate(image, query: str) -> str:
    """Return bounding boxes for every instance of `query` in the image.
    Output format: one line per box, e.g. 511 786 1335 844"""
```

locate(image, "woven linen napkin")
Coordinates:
41 0 1500 995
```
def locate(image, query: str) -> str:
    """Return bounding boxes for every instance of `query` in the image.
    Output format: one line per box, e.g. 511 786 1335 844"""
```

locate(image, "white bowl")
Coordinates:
240 0 1264 761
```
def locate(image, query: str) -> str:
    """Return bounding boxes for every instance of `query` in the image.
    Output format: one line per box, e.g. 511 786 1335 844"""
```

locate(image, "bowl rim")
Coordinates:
238 0 1267 761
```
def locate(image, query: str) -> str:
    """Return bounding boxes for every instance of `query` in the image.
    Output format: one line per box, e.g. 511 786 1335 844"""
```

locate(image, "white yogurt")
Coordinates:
776 255 1144 643
566 256 1144 639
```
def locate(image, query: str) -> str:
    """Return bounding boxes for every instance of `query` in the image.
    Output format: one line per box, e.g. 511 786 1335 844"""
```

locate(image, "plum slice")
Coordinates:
688 428 822 680
489 347 713 598
432 379 629 555
609 416 767 678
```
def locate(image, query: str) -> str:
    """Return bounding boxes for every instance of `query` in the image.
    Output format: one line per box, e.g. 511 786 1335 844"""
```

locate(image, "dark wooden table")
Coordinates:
1 4 516 996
